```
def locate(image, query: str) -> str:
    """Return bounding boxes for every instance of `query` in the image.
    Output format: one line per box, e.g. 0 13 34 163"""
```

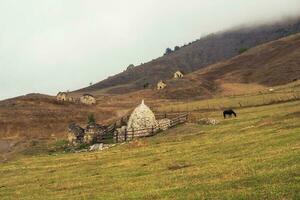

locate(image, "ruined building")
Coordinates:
157 80 167 90
174 71 184 79
56 92 68 101
80 94 96 105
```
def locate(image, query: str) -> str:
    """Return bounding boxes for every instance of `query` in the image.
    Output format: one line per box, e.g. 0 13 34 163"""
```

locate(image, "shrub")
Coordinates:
164 48 173 55
143 83 150 88
88 114 96 124
127 64 135 70
239 48 248 54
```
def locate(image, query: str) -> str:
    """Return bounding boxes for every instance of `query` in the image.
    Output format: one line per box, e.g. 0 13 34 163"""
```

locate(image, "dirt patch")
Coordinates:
0 140 11 153
285 111 300 118
128 140 148 148
167 162 192 171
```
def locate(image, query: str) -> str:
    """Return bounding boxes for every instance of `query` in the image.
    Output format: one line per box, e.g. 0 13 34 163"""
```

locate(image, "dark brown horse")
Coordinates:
223 109 237 119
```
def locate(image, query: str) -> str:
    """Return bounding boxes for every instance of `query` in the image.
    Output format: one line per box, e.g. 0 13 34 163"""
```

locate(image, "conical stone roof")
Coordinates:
127 100 157 132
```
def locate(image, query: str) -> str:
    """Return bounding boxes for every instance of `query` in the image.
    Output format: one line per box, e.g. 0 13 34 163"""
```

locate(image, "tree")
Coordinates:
127 64 135 70
174 46 180 51
87 114 96 125
164 48 173 55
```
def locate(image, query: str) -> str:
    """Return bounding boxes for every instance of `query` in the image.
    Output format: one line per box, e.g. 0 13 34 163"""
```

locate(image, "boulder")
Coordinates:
89 143 103 151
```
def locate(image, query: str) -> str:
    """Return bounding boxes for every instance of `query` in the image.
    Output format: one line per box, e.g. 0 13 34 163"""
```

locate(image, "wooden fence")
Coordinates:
100 113 188 144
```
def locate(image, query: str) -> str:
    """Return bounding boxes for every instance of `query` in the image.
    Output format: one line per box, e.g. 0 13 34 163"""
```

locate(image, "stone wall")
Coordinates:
80 95 96 105
174 71 184 79
157 81 167 90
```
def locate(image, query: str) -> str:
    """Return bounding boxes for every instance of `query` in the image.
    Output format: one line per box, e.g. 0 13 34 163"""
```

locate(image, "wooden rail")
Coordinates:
100 113 188 144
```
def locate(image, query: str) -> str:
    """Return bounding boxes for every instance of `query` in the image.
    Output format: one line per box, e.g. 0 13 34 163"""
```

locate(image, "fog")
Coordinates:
0 0 300 100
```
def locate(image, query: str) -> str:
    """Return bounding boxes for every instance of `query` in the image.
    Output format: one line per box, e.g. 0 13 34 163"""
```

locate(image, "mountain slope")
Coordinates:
78 18 300 94
157 33 300 99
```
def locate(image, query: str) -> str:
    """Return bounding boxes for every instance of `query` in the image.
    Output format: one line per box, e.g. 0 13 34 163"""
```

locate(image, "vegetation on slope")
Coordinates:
78 18 300 94
157 33 300 99
1 100 299 199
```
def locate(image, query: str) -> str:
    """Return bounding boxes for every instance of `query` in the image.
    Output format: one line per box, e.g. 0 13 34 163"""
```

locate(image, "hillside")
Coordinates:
1 100 299 199
1 32 300 158
77 18 300 95
157 33 300 99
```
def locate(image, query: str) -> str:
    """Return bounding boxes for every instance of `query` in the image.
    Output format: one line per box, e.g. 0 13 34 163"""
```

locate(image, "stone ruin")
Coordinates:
115 100 172 142
56 92 96 105
174 70 184 79
80 94 96 105
157 80 167 90
67 100 177 148
56 92 68 101
67 122 106 145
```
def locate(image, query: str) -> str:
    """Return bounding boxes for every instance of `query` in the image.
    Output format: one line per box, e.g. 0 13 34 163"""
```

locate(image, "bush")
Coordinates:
239 48 248 54
143 83 150 88
164 48 173 55
127 64 135 70
88 114 96 124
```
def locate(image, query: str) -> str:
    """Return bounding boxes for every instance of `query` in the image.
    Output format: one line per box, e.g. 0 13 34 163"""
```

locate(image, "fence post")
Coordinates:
151 126 154 135
114 122 117 131
164 113 167 119
125 128 127 142
116 131 119 143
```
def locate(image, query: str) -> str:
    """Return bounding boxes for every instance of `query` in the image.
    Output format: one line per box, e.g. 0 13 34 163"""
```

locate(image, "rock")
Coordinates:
89 143 103 151
198 118 220 125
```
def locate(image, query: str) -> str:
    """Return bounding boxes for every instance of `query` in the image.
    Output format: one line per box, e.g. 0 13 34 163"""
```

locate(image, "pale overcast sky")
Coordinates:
0 0 300 100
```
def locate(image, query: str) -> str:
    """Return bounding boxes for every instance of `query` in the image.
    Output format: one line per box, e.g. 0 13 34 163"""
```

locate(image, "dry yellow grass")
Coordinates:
0 100 299 199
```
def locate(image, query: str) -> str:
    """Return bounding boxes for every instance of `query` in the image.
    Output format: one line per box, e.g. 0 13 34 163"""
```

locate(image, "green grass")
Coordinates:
155 90 300 113
1 101 300 199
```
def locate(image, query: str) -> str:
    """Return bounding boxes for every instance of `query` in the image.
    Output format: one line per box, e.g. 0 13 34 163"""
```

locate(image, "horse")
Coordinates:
223 109 237 119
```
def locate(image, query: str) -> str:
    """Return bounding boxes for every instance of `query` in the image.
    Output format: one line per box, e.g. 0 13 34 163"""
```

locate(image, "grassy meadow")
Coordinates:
156 90 300 113
1 98 300 199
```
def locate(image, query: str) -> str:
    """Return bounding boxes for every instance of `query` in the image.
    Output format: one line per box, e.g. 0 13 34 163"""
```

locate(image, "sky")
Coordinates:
0 0 300 100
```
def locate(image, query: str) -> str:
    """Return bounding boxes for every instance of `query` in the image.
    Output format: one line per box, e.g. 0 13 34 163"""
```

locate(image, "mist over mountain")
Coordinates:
78 17 300 94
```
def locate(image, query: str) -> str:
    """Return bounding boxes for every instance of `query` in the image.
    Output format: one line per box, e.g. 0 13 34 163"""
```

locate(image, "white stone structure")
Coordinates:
127 100 158 136
174 71 184 79
56 92 68 101
157 80 167 90
157 118 172 130
80 94 96 105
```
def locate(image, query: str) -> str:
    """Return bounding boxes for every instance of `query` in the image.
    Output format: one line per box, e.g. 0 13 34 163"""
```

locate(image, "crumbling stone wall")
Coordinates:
80 94 96 105
157 81 167 90
174 71 184 79
56 92 68 101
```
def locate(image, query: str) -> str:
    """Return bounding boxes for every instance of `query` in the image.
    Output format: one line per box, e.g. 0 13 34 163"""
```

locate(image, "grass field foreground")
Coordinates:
0 101 300 199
